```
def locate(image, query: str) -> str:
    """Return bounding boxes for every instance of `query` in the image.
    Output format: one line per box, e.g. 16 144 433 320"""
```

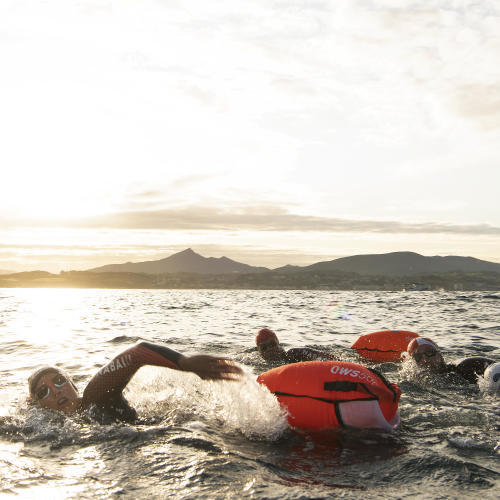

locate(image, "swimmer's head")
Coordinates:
482 362 500 394
407 337 446 372
28 366 80 414
256 328 286 361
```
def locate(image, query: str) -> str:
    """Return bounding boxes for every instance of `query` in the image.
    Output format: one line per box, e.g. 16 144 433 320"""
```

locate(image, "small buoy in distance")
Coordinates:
482 362 500 394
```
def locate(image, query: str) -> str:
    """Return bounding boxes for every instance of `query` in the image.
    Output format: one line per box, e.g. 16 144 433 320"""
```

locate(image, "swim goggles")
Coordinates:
258 340 279 352
35 374 69 401
412 350 437 362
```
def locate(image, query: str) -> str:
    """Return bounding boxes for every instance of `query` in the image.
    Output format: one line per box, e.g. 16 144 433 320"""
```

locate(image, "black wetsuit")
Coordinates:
80 342 183 423
445 357 495 384
284 347 337 363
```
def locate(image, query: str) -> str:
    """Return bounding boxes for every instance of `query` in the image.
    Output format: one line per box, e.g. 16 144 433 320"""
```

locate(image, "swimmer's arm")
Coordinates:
452 357 495 384
286 347 337 363
134 343 242 380
177 354 242 380
81 342 182 405
82 342 241 406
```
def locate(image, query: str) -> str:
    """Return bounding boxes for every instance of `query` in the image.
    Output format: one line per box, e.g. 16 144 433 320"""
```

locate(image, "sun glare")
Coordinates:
9 289 84 346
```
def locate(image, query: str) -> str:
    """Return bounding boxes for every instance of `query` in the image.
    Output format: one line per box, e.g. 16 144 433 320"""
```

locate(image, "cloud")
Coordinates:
4 206 499 235
453 83 500 130
169 173 227 190
2 0 500 242
79 206 500 234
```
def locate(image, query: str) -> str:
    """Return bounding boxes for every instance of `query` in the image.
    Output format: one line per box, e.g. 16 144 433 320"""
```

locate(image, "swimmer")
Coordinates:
256 328 337 364
481 362 500 394
406 337 495 384
28 341 242 423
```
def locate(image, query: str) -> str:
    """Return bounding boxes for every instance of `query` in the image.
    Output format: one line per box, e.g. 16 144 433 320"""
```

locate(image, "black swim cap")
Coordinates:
28 366 67 397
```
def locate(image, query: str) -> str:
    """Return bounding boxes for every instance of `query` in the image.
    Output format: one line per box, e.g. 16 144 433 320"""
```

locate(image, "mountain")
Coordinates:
88 248 270 275
276 251 500 276
87 249 500 277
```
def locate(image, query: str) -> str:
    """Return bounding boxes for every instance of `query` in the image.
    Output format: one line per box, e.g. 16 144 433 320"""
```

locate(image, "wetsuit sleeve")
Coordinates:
81 342 184 407
286 347 337 363
448 357 495 384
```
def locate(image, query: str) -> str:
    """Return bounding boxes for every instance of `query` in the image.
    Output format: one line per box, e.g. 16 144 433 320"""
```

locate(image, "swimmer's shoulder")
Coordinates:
449 357 495 384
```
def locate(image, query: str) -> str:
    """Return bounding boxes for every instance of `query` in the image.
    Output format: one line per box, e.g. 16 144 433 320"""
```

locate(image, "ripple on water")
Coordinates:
0 290 498 498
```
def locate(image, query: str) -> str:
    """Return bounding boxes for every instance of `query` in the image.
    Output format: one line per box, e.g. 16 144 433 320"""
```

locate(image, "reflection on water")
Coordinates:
0 289 499 498
264 429 408 491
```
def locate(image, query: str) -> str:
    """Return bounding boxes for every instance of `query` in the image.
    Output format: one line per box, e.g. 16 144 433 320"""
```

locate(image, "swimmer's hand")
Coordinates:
178 355 243 381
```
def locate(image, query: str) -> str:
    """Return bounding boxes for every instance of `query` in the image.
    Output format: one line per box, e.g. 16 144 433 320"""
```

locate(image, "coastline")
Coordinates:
1 269 499 291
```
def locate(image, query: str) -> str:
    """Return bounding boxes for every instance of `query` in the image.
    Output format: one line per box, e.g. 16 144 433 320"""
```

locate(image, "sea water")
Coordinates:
1 289 499 499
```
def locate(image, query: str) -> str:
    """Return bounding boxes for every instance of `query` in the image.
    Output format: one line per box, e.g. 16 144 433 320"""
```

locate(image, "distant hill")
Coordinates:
2 271 53 279
275 251 500 276
88 248 270 275
0 269 14 275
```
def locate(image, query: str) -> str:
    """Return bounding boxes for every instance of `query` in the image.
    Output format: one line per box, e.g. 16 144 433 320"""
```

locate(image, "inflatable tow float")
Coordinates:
257 361 401 431
351 330 419 362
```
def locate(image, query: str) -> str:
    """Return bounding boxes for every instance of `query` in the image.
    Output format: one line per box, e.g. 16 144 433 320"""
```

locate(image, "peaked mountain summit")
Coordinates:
88 248 270 275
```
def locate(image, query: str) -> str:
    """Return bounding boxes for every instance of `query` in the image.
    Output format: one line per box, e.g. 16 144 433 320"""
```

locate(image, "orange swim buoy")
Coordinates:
257 361 401 431
351 330 419 362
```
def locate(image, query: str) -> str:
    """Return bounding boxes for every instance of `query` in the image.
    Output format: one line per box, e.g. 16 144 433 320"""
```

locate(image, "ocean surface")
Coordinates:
1 288 499 499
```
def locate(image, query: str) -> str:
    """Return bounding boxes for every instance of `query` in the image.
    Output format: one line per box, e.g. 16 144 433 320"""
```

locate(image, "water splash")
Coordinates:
127 366 289 441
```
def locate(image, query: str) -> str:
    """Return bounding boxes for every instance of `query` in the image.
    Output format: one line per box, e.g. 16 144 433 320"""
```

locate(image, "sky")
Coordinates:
1 0 499 273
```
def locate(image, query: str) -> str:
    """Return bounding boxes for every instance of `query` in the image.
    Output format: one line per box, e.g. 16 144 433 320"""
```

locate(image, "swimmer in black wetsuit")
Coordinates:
406 337 495 384
256 328 337 363
28 342 243 423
